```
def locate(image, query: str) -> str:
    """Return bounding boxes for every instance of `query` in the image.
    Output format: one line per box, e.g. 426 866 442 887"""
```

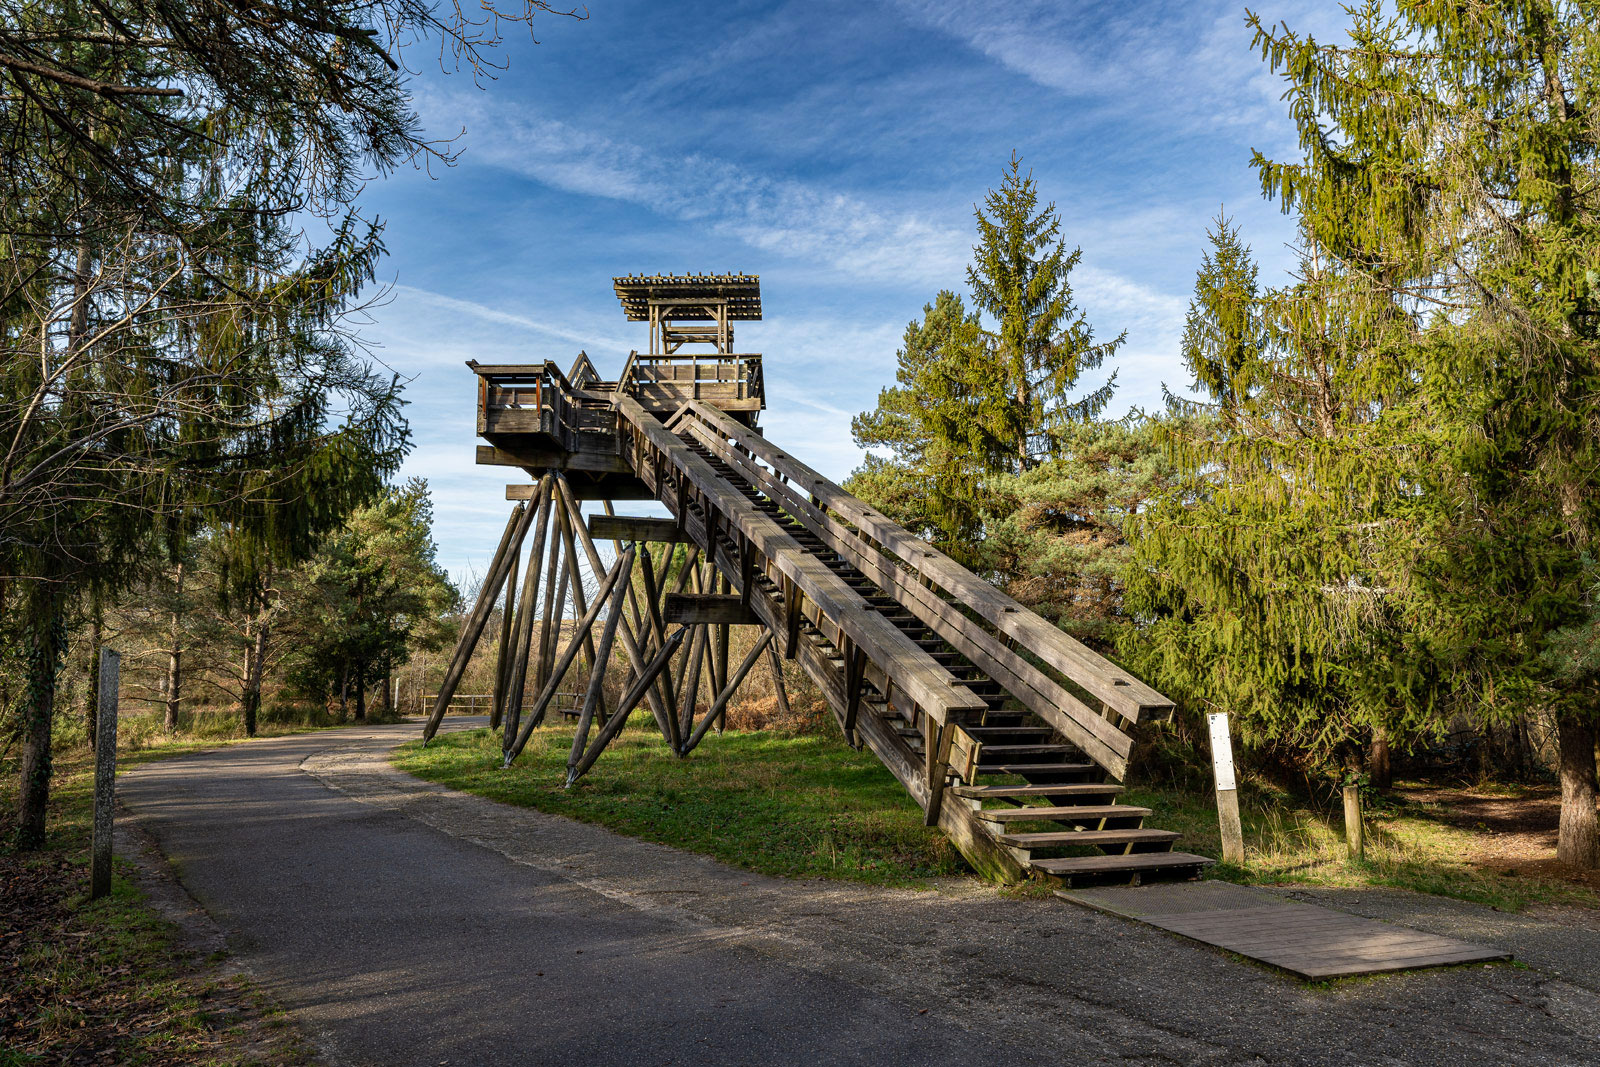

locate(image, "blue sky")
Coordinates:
356 1 1349 582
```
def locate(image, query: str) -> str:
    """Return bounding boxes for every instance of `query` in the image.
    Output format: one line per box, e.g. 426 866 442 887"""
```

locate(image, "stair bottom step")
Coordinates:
999 828 1180 847
977 805 1152 823
1029 852 1214 877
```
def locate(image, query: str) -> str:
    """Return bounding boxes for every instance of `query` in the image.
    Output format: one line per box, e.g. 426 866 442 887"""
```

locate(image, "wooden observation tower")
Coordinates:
423 273 1210 886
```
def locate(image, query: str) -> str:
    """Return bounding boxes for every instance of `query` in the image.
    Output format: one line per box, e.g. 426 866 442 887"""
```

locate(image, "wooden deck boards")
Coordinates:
1058 881 1510 980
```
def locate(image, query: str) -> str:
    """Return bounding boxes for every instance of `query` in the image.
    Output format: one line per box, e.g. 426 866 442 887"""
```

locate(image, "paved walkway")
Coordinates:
118 721 1600 1066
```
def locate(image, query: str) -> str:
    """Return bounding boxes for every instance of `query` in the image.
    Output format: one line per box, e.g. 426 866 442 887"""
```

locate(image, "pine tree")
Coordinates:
967 152 1123 470
1168 211 1263 420
850 156 1125 565
1245 0 1600 867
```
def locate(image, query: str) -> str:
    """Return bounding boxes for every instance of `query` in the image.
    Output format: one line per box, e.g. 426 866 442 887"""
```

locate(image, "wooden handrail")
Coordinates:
672 402 1174 725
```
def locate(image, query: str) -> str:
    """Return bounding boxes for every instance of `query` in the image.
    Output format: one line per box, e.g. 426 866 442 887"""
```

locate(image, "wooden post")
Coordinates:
501 477 553 751
423 502 532 742
489 543 519 731
1344 780 1365 862
558 475 676 742
90 647 120 900
569 627 688 783
566 549 635 775
1207 712 1246 865
505 544 637 764
767 642 791 720
683 630 773 754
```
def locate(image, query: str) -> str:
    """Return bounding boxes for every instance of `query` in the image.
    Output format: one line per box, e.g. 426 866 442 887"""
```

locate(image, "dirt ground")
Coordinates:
1396 783 1600 894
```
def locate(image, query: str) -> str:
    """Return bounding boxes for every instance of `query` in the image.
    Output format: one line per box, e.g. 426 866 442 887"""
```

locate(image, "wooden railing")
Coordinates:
618 351 763 412
422 693 492 715
473 361 617 449
666 401 1175 780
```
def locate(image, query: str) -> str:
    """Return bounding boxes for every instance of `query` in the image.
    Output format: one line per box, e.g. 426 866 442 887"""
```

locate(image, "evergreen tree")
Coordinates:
850 156 1124 565
1168 210 1264 420
967 152 1124 470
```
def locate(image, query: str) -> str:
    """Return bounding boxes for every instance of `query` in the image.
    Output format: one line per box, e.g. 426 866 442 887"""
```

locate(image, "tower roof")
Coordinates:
613 273 762 321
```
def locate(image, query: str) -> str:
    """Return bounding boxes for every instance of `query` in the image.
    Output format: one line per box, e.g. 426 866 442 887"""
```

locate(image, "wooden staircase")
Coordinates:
626 401 1212 887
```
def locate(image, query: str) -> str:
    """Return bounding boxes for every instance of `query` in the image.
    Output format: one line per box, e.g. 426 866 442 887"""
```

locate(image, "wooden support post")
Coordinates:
783 578 803 659
500 478 553 751
424 502 532 743
557 475 676 743
90 647 120 900
569 627 688 783
678 625 708 746
557 502 606 723
636 542 682 753
714 575 731 701
1208 712 1246 865
842 641 866 744
506 545 636 765
566 548 635 776
682 630 774 754
1344 781 1365 863
541 538 571 694
922 719 954 828
767 642 791 720
489 543 520 731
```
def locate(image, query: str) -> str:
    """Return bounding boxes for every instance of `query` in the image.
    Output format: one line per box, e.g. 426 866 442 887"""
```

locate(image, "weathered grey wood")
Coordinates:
567 548 634 775
479 444 633 475
680 403 1172 722
767 641 791 720
489 543 520 731
90 647 120 900
569 626 689 782
662 593 760 625
589 514 684 543
555 475 677 743
1344 783 1364 861
635 540 681 753
601 500 678 734
617 394 986 728
556 501 605 724
501 477 553 750
674 409 1135 776
532 497 565 696
424 502 532 743
505 544 636 765
679 623 708 744
682 630 774 754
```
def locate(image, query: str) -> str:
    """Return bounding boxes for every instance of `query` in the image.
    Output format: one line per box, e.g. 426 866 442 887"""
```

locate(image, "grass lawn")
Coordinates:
1124 780 1600 912
0 710 398 1065
398 723 1600 912
392 724 970 886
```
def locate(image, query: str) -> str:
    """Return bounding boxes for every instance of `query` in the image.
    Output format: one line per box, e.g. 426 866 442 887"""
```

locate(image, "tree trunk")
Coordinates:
164 562 184 732
374 670 392 718
1556 715 1599 870
242 614 268 737
85 598 102 750
15 586 66 851
1368 727 1392 791
353 668 367 721
338 666 350 721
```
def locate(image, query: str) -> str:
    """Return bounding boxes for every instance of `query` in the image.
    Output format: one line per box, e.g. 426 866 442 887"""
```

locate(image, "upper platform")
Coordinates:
471 273 766 496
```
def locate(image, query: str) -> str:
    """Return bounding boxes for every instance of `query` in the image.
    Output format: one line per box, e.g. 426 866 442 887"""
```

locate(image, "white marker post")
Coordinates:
1207 711 1245 865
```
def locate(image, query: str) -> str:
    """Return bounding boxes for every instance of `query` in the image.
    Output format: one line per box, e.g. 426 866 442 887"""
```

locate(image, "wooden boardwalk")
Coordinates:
1059 881 1510 980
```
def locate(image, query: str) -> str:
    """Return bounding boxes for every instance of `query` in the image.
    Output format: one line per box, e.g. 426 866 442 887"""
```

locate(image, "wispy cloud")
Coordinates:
392 285 634 354
427 95 970 289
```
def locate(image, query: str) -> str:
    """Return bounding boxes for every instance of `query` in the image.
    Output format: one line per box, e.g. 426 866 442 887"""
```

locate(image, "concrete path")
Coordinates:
118 721 1600 1067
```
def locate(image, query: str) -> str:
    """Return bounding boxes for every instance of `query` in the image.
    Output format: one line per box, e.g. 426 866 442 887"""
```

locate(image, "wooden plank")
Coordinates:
977 805 1152 823
997 828 1180 847
675 412 1135 776
616 395 986 728
1031 852 1212 875
588 514 684 543
479 444 632 475
681 403 1172 721
663 593 760 626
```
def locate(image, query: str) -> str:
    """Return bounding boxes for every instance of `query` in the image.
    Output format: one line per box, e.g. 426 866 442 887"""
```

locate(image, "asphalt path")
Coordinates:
118 720 1600 1067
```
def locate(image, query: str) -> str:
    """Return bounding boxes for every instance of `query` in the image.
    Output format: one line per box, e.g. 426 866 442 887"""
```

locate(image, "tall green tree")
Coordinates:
285 479 457 719
850 156 1124 564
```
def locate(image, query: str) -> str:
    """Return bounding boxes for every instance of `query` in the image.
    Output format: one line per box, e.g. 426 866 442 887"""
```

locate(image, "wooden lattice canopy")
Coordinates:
613 273 762 322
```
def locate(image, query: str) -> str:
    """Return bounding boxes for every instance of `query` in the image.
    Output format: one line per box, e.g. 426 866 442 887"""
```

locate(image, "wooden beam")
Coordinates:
588 514 684 543
480 444 632 476
663 593 760 626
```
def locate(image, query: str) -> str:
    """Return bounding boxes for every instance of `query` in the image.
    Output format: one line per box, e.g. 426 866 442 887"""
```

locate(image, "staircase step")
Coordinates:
976 744 1080 759
997 828 1181 848
975 762 1097 776
963 726 1055 740
976 805 1152 824
1028 852 1214 878
954 783 1124 799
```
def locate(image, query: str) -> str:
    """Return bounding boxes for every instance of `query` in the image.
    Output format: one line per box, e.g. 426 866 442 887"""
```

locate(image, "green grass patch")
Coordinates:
1123 781 1600 912
393 725 971 886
